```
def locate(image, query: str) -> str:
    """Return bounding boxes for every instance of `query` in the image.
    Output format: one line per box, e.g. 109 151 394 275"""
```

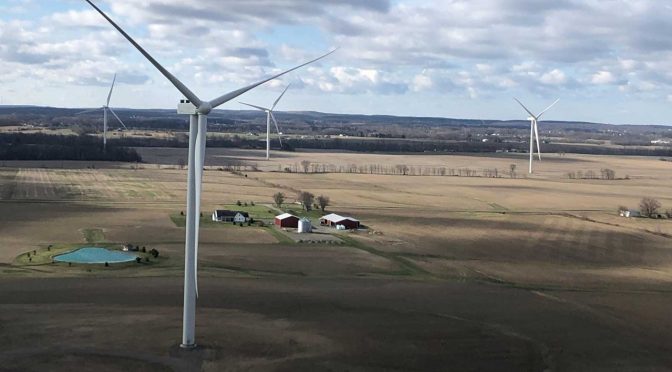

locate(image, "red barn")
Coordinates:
320 213 360 230
275 213 300 228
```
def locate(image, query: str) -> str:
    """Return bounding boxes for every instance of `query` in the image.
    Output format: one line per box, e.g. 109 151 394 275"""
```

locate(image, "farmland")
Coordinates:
1 149 672 370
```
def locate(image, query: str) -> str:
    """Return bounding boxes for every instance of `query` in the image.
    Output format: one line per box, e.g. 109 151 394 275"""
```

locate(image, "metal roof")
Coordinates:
320 213 359 222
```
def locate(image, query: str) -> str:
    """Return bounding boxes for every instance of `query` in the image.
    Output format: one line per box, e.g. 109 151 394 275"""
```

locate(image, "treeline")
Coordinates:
0 133 141 162
285 138 515 153
284 161 510 178
284 138 672 156
108 135 275 150
17 132 672 158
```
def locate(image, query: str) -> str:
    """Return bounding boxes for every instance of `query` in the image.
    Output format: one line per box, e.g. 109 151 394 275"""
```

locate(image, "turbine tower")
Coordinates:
76 73 126 152
239 84 291 159
514 98 559 174
84 0 334 349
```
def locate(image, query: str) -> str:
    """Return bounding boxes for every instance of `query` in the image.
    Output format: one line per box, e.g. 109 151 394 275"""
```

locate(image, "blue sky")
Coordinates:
1 0 672 125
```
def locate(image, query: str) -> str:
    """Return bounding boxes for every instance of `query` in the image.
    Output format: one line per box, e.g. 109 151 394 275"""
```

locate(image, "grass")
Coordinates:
336 234 431 278
221 203 278 219
170 213 237 228
265 227 296 245
14 243 165 269
82 228 105 244
280 206 326 220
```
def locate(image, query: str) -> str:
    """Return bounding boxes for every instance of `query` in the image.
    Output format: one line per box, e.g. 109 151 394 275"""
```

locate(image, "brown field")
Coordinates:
1 148 672 371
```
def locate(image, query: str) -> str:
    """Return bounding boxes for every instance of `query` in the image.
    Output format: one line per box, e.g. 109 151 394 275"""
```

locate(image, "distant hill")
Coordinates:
0 105 669 134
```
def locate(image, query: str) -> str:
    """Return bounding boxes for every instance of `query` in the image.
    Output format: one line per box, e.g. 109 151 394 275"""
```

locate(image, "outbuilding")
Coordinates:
275 213 300 228
212 210 250 223
619 209 640 218
320 213 360 230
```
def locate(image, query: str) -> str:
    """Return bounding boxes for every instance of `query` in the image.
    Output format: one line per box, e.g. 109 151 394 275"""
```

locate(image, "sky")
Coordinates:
1 0 672 125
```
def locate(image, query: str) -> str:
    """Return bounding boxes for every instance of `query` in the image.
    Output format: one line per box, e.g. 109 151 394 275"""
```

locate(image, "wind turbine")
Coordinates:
84 0 335 349
514 98 559 174
76 73 126 152
239 84 291 159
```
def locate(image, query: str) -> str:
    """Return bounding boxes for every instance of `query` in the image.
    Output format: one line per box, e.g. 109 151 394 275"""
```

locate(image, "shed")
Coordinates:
320 213 360 230
275 213 299 228
619 209 640 218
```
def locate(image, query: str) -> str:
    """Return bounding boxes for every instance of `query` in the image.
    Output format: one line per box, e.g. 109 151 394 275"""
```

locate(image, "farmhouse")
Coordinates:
212 210 250 223
320 213 360 230
275 213 300 228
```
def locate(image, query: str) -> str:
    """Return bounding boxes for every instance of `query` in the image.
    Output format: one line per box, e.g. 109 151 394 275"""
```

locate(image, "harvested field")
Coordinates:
1 149 672 370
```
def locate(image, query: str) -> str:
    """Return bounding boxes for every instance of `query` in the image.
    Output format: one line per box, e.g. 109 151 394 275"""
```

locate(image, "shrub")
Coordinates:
640 197 662 218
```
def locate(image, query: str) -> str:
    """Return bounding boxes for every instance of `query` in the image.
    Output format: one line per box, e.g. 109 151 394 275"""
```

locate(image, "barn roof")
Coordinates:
320 213 359 223
214 210 249 218
275 213 298 220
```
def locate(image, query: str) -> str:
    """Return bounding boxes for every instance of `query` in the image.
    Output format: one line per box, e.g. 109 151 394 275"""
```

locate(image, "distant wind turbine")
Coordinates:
76 73 126 152
514 98 559 174
239 84 291 159
84 0 335 349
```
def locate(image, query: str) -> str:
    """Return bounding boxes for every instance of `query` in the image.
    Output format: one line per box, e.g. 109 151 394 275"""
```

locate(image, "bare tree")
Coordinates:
297 191 315 211
273 192 285 208
301 160 311 173
316 195 330 212
601 168 616 180
640 197 661 217
509 164 516 178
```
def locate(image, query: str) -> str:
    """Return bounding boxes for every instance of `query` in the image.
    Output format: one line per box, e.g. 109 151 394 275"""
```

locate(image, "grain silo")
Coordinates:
298 218 312 233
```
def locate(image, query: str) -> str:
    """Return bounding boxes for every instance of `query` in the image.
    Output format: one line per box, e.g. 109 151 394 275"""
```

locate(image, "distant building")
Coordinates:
619 209 640 218
275 213 300 228
212 210 249 223
320 213 360 230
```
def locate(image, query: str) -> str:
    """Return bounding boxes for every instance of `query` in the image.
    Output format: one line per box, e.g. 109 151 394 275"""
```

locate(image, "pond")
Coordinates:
54 247 137 264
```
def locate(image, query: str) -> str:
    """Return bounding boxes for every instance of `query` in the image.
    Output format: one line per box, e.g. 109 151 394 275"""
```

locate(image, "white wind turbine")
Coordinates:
76 73 126 152
514 98 559 174
84 0 335 349
239 84 291 159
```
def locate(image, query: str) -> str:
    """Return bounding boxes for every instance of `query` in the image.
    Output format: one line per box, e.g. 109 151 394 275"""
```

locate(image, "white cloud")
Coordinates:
540 69 567 85
591 71 617 85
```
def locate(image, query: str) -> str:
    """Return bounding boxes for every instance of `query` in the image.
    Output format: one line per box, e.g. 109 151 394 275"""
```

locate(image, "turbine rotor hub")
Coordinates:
197 102 212 115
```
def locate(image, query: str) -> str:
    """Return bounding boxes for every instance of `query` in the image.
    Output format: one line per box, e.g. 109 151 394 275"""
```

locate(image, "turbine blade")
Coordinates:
108 107 127 129
534 120 542 161
514 97 536 119
209 49 337 109
239 102 269 111
106 73 116 106
84 0 203 108
536 98 559 119
271 84 291 111
270 111 283 147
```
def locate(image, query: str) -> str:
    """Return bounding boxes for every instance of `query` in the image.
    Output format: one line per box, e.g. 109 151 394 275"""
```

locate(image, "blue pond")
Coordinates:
54 247 137 264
